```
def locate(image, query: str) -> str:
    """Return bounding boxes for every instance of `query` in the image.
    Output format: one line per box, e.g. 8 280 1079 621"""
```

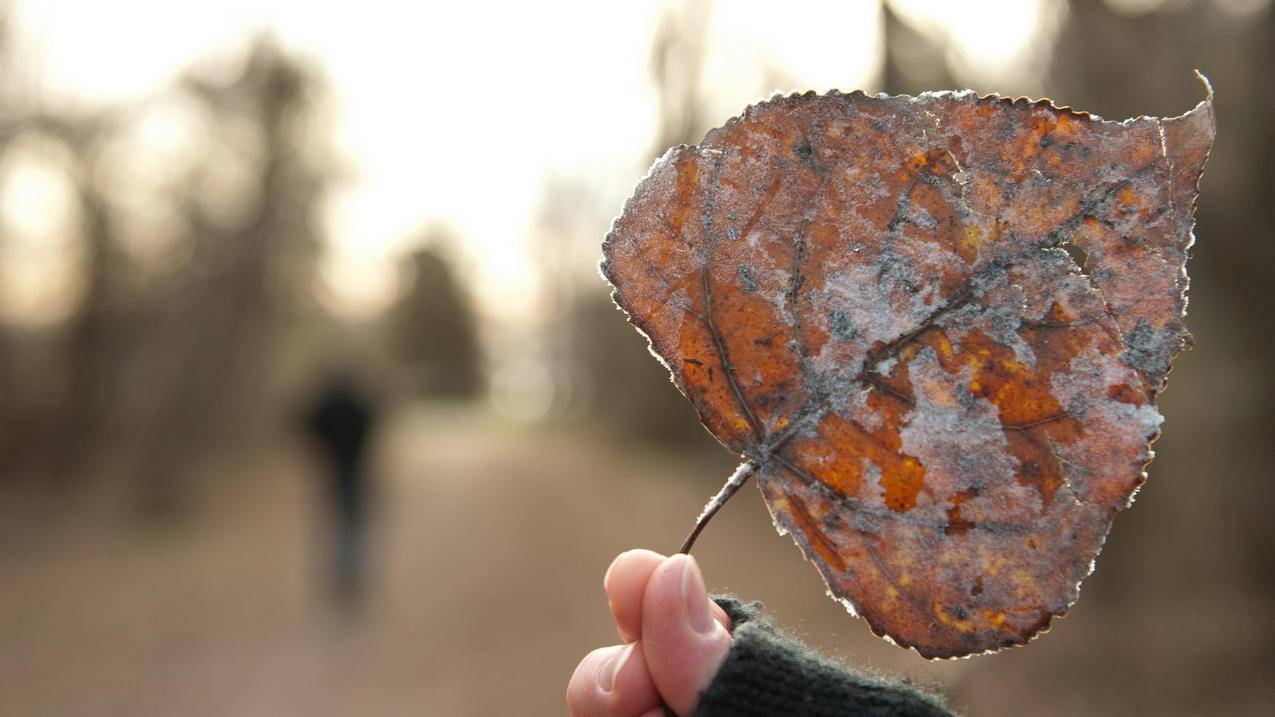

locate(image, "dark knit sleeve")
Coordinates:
692 596 955 717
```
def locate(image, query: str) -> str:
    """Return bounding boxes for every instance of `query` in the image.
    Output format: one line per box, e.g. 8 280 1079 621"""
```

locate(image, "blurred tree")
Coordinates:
941 2 1275 712
385 236 483 400
1043 0 1275 605
0 73 135 481
869 2 1275 675
0 34 335 508
539 0 724 447
61 126 131 478
0 4 17 463
129 39 334 512
880 0 955 96
649 0 712 160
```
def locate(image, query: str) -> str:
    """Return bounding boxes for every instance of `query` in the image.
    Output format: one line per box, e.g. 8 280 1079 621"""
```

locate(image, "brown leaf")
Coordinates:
601 80 1215 658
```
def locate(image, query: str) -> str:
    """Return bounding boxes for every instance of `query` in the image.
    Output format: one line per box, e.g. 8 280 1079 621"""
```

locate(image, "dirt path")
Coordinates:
1 405 1268 715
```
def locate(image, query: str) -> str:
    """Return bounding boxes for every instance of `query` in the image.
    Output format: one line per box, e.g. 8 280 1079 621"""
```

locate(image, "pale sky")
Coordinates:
4 0 1049 322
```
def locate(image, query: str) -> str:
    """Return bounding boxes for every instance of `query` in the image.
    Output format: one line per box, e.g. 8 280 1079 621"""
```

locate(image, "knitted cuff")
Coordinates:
692 596 954 717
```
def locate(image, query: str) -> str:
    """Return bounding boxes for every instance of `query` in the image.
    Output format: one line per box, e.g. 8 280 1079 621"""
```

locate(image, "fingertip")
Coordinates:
604 549 665 589
641 554 732 716
604 549 667 643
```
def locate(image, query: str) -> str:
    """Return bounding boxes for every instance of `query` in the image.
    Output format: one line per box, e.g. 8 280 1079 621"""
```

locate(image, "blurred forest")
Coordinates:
0 26 481 510
0 0 1271 715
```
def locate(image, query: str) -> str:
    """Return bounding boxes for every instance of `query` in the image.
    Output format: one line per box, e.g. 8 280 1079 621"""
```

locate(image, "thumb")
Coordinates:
641 554 732 716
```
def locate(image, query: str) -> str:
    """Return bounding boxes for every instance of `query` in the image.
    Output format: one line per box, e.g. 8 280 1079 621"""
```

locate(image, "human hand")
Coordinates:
567 549 733 717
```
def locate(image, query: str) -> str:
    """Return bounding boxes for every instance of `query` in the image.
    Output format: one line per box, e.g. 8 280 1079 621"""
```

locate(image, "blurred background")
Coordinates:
0 0 1269 714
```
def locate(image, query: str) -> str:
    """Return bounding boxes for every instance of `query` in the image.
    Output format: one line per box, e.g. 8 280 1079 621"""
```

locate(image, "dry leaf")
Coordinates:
601 79 1215 658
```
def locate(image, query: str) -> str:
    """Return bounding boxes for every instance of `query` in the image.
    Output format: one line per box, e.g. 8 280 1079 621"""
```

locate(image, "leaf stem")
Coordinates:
678 460 759 554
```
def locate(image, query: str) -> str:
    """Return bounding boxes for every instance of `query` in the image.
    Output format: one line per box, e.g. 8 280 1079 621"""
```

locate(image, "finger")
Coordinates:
603 549 666 643
604 549 729 643
641 554 732 717
567 642 663 717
